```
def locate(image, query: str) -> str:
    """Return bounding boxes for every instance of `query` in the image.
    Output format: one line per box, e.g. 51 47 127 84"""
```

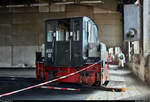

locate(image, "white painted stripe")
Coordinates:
39 86 80 91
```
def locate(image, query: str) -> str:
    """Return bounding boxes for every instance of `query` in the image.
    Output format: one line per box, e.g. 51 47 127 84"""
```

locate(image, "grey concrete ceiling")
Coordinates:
0 0 137 7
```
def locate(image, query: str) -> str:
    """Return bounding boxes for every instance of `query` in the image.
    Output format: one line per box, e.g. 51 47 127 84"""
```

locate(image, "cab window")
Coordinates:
47 22 53 42
56 21 70 41
73 20 80 41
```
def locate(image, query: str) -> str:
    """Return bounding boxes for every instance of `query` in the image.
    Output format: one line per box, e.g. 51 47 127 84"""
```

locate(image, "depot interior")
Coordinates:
0 0 150 95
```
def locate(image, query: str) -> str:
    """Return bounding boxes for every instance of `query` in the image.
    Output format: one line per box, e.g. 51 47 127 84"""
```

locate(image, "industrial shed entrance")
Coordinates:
0 0 150 101
0 0 124 67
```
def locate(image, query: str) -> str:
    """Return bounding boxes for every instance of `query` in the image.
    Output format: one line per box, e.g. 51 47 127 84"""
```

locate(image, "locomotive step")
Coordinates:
92 85 126 92
93 80 126 92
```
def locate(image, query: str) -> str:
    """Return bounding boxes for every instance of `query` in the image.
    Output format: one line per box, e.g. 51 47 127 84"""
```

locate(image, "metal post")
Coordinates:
128 41 131 62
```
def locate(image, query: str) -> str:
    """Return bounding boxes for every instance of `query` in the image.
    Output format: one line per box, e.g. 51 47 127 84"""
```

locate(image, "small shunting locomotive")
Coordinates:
36 16 109 86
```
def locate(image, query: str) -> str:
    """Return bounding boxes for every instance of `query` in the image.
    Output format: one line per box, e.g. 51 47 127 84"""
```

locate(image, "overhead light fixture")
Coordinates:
54 0 103 5
54 2 74 5
6 5 25 8
2 3 49 8
80 0 103 4
31 3 49 7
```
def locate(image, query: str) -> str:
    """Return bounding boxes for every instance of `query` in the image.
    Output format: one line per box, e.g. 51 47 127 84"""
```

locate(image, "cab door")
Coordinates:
54 20 71 66
70 18 83 67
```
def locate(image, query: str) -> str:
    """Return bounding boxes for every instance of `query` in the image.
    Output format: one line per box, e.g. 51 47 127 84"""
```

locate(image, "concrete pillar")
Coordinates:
143 0 150 57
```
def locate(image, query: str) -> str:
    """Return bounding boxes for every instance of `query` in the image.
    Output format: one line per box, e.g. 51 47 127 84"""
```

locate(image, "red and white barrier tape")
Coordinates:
0 60 101 98
37 86 80 91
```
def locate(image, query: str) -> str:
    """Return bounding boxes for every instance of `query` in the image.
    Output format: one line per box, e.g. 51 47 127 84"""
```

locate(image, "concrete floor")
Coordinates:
88 65 150 100
0 65 150 101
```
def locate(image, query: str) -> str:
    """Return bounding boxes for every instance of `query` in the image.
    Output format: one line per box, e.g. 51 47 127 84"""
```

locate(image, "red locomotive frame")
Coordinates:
36 56 109 86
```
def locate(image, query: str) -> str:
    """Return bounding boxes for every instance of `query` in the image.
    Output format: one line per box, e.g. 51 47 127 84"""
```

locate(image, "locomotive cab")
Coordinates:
45 17 100 67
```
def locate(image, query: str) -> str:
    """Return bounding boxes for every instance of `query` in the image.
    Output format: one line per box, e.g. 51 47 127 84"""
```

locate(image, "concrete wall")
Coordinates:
0 46 11 67
0 0 123 67
128 54 150 84
93 11 122 47
127 0 150 85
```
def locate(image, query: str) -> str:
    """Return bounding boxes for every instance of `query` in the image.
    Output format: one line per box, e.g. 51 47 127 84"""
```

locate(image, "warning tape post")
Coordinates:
38 86 80 91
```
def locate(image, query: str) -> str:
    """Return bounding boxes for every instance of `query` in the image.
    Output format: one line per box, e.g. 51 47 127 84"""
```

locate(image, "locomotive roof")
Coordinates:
45 16 92 23
45 16 98 30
